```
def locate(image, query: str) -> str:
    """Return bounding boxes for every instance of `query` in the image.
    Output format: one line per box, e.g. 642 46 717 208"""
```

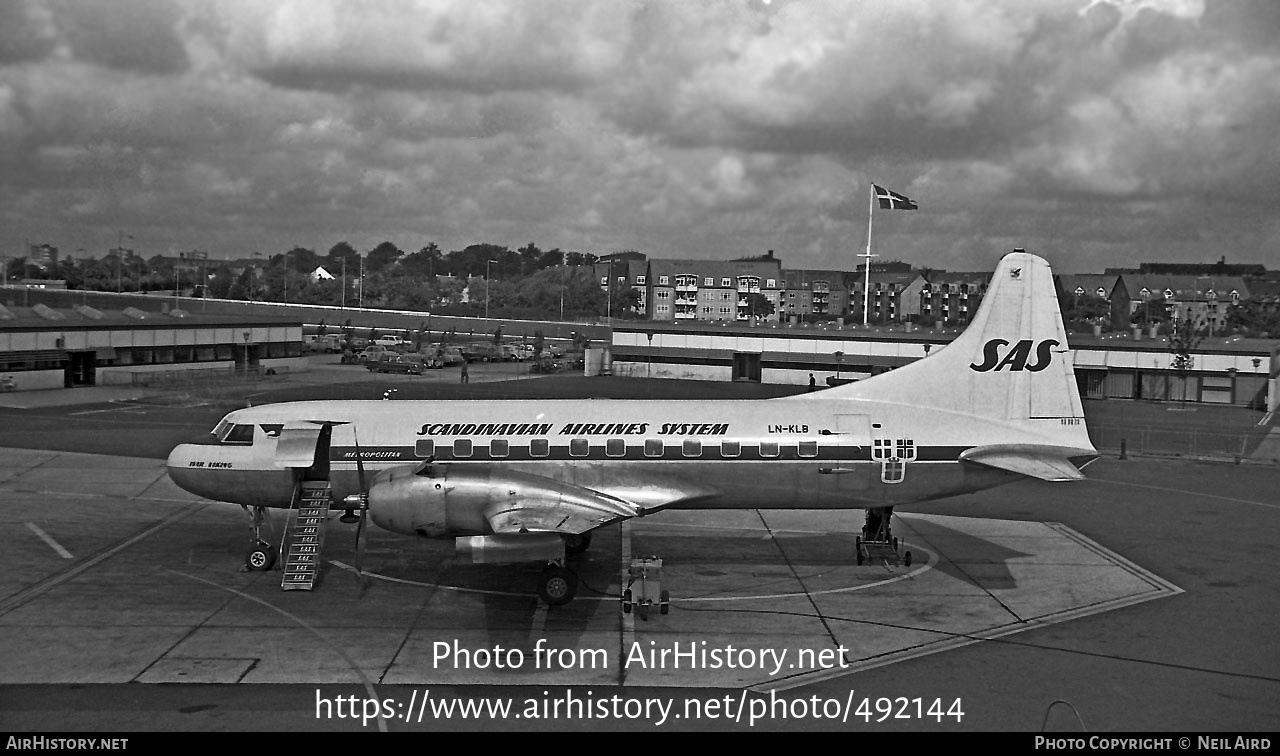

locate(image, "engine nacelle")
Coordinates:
365 464 493 537
362 463 637 539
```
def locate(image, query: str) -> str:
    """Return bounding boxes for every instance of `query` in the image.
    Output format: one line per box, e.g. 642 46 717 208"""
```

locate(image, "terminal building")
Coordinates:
608 321 1279 413
0 291 304 392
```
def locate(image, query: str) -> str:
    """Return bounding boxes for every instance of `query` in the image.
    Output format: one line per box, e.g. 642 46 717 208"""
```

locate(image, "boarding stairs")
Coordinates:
281 480 331 591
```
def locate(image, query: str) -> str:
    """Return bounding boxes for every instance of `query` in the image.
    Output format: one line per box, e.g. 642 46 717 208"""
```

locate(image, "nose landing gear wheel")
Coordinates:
538 565 578 606
246 542 277 571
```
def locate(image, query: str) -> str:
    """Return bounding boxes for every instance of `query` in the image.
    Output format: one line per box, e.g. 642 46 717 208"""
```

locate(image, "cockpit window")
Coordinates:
220 424 255 445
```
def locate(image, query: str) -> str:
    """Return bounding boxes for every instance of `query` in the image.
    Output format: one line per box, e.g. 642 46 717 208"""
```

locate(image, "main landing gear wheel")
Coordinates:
246 542 277 571
538 565 578 606
563 532 592 555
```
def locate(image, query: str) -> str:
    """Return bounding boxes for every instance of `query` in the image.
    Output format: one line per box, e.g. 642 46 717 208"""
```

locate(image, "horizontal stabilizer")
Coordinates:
960 444 1098 482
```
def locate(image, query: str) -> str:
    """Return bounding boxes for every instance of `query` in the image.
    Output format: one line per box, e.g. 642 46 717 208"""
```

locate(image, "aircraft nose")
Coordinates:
166 443 209 498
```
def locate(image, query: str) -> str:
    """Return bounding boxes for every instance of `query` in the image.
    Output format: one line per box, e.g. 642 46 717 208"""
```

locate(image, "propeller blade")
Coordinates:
355 507 368 582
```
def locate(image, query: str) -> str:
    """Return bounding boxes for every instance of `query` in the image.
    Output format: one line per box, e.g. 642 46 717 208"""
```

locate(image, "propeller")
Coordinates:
341 426 371 585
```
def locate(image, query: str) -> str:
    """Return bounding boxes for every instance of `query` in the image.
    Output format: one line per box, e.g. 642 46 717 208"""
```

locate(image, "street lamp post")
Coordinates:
116 231 133 293
485 259 497 319
242 331 251 378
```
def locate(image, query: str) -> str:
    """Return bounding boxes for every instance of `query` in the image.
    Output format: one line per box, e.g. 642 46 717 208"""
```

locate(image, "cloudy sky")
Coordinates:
2 0 1278 273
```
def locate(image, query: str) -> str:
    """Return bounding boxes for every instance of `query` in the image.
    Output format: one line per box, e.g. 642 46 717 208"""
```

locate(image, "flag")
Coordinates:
873 184 918 210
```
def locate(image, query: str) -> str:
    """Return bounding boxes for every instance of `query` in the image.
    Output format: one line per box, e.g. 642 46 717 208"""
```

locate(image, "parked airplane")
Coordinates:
166 249 1096 604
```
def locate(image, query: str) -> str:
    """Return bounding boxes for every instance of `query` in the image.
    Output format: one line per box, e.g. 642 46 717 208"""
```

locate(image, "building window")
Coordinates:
636 275 646 285
721 277 731 287
705 277 714 286
659 275 669 285
766 278 776 288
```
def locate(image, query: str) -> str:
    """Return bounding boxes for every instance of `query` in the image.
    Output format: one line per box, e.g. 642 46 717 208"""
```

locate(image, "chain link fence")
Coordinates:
1089 423 1256 461
129 365 291 404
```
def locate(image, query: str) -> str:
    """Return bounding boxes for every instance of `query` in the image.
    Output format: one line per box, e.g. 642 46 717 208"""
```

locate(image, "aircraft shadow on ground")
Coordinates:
904 518 1033 590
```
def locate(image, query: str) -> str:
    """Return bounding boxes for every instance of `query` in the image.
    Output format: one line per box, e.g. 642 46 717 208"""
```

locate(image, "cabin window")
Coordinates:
644 439 664 458
414 439 435 458
896 439 916 460
453 439 472 458
606 438 626 457
570 438 590 457
759 441 779 458
530 438 549 457
682 439 702 457
490 439 509 458
721 440 740 458
798 440 818 458
222 424 254 445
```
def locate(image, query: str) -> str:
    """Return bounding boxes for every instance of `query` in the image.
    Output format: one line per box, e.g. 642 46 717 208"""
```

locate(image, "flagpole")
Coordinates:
862 185 876 326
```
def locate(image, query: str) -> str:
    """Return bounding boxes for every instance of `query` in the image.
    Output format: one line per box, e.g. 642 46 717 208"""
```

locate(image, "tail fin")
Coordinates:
829 250 1084 424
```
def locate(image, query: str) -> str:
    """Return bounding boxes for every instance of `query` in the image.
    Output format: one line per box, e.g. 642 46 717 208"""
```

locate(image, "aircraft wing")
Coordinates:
959 444 1099 482
483 480 646 536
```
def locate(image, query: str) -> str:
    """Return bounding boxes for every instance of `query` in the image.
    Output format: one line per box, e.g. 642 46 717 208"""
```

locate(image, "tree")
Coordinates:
366 241 403 273
1168 314 1202 408
611 287 643 318
742 292 775 320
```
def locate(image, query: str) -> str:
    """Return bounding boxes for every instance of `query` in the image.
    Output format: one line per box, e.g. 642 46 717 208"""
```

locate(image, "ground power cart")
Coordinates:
621 557 670 620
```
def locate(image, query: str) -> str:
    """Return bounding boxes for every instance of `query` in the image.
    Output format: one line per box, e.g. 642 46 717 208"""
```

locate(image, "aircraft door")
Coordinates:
273 423 323 469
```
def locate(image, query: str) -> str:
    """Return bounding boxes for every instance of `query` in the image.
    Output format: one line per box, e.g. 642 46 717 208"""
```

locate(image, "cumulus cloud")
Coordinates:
0 0 1277 273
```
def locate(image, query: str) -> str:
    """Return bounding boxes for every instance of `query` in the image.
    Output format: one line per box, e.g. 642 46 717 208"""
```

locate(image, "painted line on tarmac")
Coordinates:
166 569 388 733
330 552 932 604
26 522 73 559
0 502 208 617
1090 476 1280 511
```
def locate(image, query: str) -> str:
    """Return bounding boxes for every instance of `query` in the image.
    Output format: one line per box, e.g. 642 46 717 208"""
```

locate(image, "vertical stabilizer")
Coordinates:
827 250 1084 423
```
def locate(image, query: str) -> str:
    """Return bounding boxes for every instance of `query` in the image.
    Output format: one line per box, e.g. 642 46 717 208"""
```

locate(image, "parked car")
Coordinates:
461 343 502 362
530 355 564 374
368 354 434 375
374 335 409 350
304 334 343 353
498 344 524 361
431 345 465 366
358 345 389 365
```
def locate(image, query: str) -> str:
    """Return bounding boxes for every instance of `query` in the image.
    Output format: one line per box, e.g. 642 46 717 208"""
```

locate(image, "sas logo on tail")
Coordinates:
969 339 1060 372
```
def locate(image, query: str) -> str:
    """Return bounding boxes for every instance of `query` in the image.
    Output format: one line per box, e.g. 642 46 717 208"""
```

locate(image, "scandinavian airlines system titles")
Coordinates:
415 422 731 437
